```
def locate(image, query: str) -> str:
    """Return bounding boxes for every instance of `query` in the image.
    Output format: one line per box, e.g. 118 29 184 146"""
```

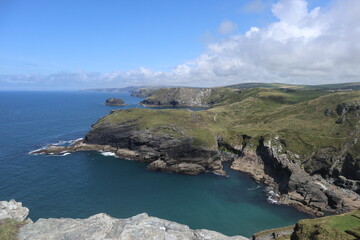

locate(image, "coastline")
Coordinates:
30 138 360 217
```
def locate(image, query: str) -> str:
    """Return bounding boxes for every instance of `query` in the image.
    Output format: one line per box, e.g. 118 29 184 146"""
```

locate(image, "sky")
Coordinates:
0 0 359 90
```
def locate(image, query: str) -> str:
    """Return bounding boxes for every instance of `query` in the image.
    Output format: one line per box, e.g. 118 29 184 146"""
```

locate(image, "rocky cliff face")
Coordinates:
231 138 360 216
83 117 223 175
0 200 247 240
141 88 213 107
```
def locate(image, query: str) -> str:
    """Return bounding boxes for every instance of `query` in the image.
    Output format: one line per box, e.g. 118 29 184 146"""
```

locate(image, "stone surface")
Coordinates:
18 213 248 240
0 199 29 221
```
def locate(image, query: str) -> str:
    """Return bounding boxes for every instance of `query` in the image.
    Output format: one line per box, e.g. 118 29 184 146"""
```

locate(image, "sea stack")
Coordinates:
105 98 126 106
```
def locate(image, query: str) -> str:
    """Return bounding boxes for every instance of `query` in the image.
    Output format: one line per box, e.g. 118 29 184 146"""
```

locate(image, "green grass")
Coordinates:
0 219 26 240
94 88 360 159
226 82 360 90
293 210 360 240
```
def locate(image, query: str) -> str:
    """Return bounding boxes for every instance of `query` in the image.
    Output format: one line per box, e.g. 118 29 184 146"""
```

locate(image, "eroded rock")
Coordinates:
0 200 29 221
18 213 248 240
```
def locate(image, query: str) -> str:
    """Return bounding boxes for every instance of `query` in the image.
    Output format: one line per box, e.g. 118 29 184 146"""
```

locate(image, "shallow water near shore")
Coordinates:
0 91 309 237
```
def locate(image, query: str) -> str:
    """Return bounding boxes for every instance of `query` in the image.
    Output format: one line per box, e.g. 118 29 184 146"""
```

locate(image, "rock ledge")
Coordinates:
0 200 247 240
0 199 29 221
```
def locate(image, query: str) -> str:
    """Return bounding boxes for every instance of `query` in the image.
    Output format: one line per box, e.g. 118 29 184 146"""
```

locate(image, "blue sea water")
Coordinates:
0 91 309 237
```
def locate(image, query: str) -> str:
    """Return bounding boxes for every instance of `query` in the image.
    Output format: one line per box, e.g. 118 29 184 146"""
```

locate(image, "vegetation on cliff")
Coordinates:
98 87 358 154
291 209 360 240
0 219 26 240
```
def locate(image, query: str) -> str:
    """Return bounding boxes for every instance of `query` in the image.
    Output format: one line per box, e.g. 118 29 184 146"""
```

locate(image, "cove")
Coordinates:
0 91 308 237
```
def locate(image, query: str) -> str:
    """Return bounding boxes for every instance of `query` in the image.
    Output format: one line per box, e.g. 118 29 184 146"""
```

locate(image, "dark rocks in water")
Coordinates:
105 98 126 106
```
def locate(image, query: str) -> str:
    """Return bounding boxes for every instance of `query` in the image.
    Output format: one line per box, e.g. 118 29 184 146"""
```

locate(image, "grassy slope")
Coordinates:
292 209 360 240
0 219 26 240
226 82 360 90
96 88 360 159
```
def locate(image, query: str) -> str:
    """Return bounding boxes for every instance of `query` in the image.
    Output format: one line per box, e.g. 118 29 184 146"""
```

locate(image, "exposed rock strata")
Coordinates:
31 132 360 216
141 88 212 107
232 138 360 216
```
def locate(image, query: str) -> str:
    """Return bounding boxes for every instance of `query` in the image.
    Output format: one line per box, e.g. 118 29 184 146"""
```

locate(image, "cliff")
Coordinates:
140 87 212 107
0 200 248 240
32 87 360 215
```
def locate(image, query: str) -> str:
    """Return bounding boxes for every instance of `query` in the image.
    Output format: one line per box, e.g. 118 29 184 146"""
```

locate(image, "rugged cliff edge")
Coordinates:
140 87 243 107
0 200 248 240
32 87 360 216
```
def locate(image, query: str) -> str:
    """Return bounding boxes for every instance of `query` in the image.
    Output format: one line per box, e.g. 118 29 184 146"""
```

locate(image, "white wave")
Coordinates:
248 186 260 191
99 151 117 157
265 186 280 205
51 138 83 146
29 138 83 155
267 196 280 204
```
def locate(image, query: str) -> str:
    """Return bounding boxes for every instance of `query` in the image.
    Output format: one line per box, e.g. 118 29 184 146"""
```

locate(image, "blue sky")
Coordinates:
0 0 358 90
0 0 276 74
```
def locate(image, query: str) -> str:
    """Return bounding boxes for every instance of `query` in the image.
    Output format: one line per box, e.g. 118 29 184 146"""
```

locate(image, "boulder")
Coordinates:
0 199 29 221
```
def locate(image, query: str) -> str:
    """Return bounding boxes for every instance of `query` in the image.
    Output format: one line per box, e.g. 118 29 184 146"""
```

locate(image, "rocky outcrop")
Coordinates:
231 137 360 216
11 203 247 240
141 88 212 107
105 98 126 106
82 116 223 175
0 199 29 221
130 88 158 98
31 125 222 176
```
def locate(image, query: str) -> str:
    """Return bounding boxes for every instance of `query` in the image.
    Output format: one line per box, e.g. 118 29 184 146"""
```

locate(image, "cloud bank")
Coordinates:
1 0 360 89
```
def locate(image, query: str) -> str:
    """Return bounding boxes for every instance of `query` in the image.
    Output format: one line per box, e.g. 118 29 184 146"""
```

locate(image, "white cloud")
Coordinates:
217 20 238 35
2 0 360 89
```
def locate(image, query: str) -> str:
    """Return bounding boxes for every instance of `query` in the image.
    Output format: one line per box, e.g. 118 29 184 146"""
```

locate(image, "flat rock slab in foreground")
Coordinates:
19 213 248 240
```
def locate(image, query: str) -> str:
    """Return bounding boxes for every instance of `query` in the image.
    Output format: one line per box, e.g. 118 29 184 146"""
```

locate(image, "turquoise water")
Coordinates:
0 91 308 237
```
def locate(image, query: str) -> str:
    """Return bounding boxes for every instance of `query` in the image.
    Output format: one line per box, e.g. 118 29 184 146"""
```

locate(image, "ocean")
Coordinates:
0 91 308 237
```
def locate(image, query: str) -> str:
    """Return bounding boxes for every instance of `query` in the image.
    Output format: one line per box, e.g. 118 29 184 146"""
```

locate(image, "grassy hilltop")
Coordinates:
99 87 360 159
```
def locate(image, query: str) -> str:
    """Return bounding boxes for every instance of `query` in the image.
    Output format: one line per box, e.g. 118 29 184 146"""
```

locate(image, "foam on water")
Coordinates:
99 151 117 157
